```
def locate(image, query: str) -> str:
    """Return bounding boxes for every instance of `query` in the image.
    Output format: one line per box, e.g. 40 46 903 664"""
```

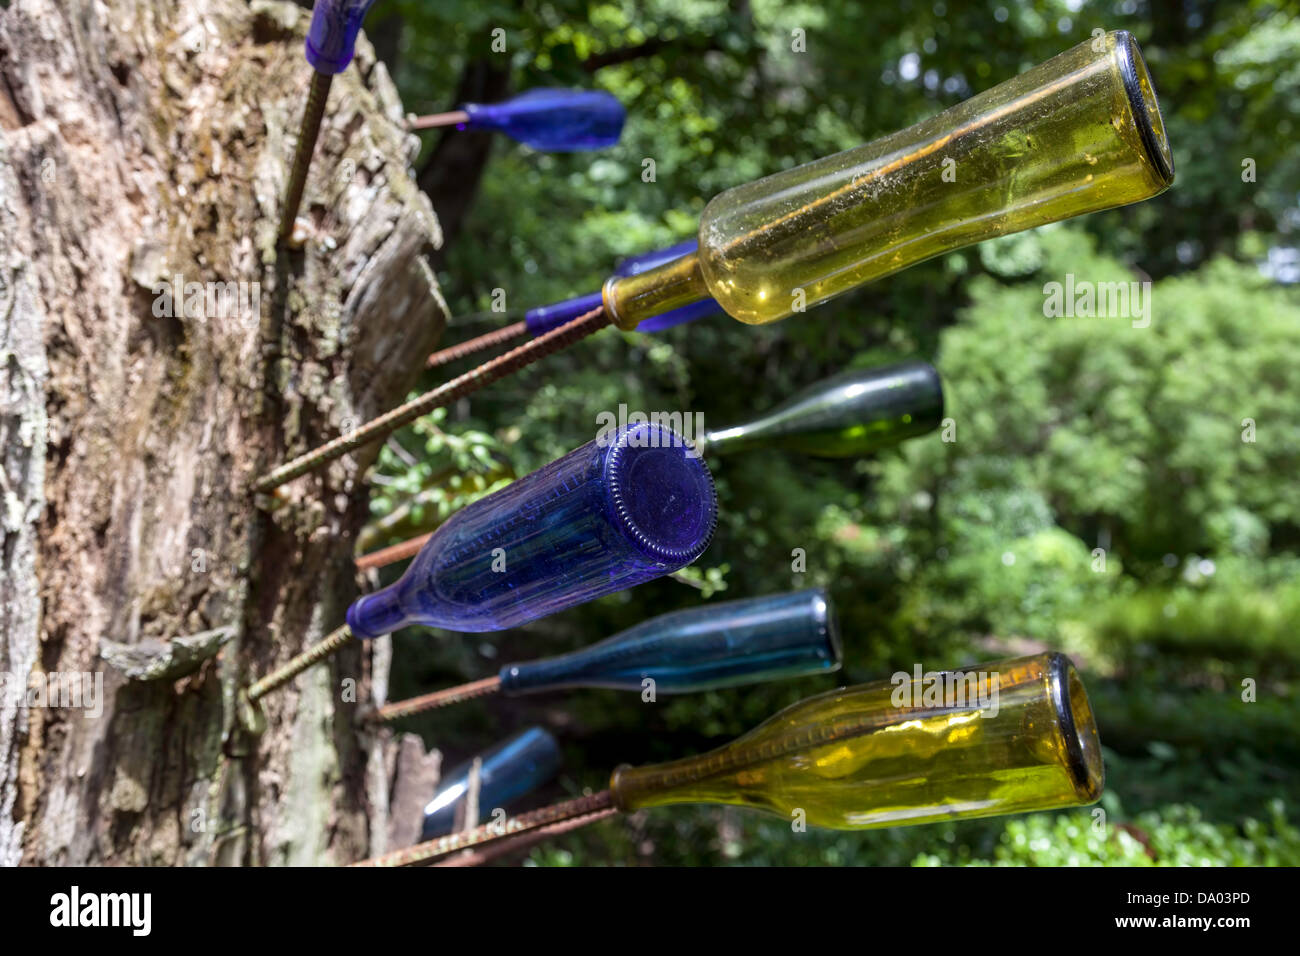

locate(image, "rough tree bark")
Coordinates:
0 0 445 865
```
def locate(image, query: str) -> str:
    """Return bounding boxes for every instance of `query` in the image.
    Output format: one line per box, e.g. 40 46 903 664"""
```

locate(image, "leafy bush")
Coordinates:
913 802 1300 867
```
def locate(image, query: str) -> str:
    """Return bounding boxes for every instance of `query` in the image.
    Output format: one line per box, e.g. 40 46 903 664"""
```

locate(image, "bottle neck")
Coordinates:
346 585 411 640
603 252 709 331
697 423 751 457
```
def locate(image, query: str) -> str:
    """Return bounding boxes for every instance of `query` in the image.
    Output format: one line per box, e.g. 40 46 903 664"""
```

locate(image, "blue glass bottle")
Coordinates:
499 588 840 695
347 422 717 637
523 291 605 338
635 297 723 334
304 0 377 74
618 240 700 276
463 88 626 151
421 727 562 840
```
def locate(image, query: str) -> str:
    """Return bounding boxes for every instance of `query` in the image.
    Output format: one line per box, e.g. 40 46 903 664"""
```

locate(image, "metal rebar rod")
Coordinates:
434 804 621 867
350 790 616 867
251 305 610 494
245 621 355 703
279 70 334 245
425 320 529 369
354 532 433 571
408 109 471 130
368 676 502 723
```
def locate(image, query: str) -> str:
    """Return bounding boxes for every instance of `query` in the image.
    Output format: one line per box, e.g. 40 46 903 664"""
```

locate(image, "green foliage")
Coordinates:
365 409 513 548
878 230 1300 577
914 802 1300 866
1087 555 1300 674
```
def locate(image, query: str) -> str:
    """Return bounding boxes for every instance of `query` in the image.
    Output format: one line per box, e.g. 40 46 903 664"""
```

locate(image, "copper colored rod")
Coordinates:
351 790 616 867
434 805 621 867
408 109 471 130
355 532 433 571
369 676 502 723
251 305 610 493
426 320 529 370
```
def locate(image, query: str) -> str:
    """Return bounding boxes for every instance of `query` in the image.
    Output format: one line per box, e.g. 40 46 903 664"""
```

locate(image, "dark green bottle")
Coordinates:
701 360 944 458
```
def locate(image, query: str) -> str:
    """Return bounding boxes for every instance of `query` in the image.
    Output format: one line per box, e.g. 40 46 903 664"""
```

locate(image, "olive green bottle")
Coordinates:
702 360 943 458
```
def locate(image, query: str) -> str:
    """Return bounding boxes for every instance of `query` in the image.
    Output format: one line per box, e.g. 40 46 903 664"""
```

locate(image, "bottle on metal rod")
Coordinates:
425 240 720 371
242 422 716 712
419 728 563 841
356 652 1106 866
372 588 841 720
603 31 1175 329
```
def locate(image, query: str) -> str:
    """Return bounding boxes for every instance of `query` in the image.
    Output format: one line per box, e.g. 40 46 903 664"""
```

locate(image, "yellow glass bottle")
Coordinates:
605 30 1173 328
609 652 1104 829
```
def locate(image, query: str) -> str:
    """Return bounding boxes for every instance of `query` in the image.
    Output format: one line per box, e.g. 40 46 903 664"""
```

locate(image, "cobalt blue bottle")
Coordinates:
498 589 841 695
463 88 626 151
421 727 562 840
304 0 377 74
523 290 605 338
347 422 717 636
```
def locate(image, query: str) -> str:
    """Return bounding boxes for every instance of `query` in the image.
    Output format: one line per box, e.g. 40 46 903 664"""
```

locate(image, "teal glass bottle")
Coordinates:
498 588 840 695
421 727 562 839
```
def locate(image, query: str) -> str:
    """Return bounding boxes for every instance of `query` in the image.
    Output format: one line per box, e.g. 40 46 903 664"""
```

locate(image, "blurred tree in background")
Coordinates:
364 0 1300 864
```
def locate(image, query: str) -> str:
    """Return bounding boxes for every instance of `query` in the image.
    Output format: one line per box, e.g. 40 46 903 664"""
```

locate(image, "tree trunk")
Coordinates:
0 0 444 866
417 58 510 265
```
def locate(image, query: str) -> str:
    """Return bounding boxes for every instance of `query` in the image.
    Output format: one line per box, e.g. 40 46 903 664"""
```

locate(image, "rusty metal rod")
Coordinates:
245 621 354 704
408 109 471 130
425 320 529 370
252 305 610 494
368 676 502 723
351 790 616 867
354 532 434 571
278 70 333 244
434 804 620 867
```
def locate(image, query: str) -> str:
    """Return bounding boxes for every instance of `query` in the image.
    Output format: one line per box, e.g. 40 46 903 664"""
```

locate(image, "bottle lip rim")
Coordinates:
807 588 844 669
1114 30 1176 186
1047 653 1106 799
603 423 718 564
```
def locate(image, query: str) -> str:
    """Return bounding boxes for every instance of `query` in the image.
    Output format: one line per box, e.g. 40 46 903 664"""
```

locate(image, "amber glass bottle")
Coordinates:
605 30 1173 328
610 653 1104 829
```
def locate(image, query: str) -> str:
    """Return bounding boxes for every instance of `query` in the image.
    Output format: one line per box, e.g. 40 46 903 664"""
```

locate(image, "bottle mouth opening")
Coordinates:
808 589 844 669
916 362 946 428
884 360 946 437
1115 30 1175 186
604 423 718 565
1047 654 1105 801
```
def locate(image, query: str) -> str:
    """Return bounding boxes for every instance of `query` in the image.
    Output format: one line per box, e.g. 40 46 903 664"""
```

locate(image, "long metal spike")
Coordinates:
368 676 503 722
425 320 529 370
278 70 333 244
351 790 616 867
251 305 610 494
245 622 355 704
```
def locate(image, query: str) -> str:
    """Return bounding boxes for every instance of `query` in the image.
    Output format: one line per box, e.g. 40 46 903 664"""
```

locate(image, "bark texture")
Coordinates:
0 0 445 865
